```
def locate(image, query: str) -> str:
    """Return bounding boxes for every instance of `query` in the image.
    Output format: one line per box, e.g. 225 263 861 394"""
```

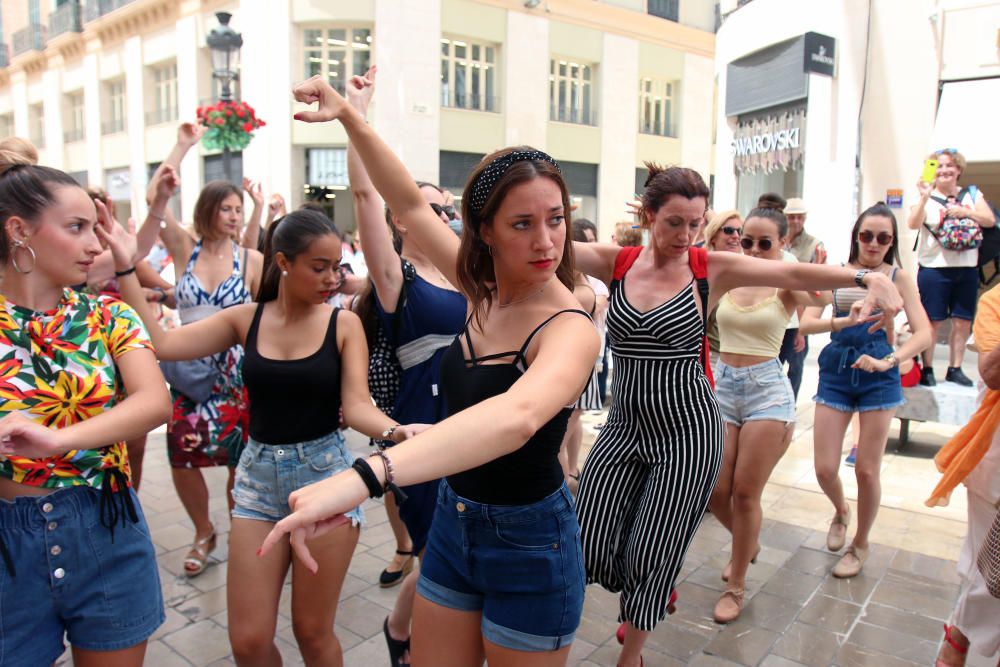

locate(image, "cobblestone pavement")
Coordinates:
57 348 995 666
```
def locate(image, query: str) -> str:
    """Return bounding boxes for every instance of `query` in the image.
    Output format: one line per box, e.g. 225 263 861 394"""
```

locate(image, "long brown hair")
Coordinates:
458 146 575 329
193 180 241 239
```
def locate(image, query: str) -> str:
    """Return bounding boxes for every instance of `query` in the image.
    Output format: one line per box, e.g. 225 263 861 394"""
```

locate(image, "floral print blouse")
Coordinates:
0 289 153 488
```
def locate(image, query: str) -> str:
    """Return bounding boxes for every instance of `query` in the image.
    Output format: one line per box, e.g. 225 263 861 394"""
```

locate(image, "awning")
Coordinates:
933 78 1000 162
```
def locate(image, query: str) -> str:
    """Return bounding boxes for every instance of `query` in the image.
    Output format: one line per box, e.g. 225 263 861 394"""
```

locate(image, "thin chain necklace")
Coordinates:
498 278 551 309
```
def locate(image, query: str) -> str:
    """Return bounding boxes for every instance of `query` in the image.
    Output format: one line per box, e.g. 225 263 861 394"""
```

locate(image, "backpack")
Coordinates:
611 245 714 387
978 203 1000 285
925 186 983 251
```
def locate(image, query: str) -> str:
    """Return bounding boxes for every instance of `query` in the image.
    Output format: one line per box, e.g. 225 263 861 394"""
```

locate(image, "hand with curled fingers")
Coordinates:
293 76 350 124
345 65 376 114
258 468 369 572
94 204 137 271
391 423 432 444
851 353 893 374
177 121 206 148
243 177 264 208
857 272 903 333
0 412 66 460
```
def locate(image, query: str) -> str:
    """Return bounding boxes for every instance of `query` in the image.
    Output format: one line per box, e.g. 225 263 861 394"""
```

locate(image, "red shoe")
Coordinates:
617 590 678 644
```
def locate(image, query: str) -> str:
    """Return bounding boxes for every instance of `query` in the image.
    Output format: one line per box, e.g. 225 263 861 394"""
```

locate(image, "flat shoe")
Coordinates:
826 506 851 552
722 544 760 582
832 545 868 578
713 587 745 624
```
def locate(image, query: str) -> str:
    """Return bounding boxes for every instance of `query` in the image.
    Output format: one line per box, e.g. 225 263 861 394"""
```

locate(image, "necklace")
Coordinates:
498 279 551 309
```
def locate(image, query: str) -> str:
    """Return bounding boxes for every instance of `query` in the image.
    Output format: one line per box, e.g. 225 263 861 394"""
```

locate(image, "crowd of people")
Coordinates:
0 68 996 667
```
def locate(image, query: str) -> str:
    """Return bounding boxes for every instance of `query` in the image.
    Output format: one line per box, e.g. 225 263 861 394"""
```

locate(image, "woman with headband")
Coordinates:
260 75 599 666
571 166 904 667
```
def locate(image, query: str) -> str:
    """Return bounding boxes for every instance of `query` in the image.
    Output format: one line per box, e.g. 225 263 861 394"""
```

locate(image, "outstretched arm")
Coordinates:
293 75 461 290
345 67 404 308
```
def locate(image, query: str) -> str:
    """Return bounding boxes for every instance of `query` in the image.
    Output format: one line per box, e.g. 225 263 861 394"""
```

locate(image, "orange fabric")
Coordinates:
926 284 1000 507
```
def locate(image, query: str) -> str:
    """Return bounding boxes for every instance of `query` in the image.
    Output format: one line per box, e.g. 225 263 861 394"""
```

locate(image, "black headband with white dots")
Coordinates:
467 150 561 231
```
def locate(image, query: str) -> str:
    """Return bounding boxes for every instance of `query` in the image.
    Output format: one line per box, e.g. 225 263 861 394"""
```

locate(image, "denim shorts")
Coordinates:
814 321 905 413
715 358 797 426
0 485 164 666
232 430 364 526
917 266 978 321
417 480 585 652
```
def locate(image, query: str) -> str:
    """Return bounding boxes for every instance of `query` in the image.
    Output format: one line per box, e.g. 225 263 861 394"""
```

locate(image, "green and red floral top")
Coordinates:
0 289 153 488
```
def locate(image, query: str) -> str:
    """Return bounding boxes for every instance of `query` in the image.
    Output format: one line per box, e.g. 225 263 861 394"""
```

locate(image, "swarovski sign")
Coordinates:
731 107 806 176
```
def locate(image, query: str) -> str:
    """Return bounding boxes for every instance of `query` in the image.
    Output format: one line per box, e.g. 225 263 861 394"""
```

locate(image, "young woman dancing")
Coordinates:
707 206 826 623
800 203 930 578
110 206 407 666
572 167 904 667
0 155 170 666
260 75 599 667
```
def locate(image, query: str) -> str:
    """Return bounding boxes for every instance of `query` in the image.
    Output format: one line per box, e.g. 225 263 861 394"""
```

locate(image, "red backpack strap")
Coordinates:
612 246 642 282
687 247 715 388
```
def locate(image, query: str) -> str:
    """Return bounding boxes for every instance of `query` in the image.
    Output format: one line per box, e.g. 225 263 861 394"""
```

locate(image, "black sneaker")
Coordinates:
946 367 974 387
920 367 936 387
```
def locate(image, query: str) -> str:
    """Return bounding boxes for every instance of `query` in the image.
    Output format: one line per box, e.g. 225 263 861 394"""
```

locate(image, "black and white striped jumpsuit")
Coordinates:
576 276 724 631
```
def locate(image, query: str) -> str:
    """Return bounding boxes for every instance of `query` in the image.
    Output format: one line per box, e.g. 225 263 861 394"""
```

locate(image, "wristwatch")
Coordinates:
882 352 898 368
854 269 871 288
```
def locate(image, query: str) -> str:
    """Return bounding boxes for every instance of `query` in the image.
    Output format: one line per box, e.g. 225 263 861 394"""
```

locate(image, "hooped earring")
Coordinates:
11 240 36 274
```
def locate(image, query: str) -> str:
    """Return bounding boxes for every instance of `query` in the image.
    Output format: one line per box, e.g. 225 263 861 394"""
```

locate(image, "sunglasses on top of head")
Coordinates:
858 230 893 246
740 237 773 251
936 148 958 156
430 203 457 221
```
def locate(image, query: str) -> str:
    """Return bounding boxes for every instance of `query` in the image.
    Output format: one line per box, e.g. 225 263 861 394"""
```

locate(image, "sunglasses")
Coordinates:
430 203 457 221
936 148 958 155
740 237 773 251
858 230 894 246
722 226 742 236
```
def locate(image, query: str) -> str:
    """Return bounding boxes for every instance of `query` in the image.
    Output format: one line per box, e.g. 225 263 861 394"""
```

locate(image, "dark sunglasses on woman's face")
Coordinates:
722 226 742 236
430 203 457 221
740 237 773 251
858 230 893 246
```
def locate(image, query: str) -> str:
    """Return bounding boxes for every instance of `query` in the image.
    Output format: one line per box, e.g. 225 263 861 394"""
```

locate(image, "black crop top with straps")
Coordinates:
441 308 590 505
242 304 342 444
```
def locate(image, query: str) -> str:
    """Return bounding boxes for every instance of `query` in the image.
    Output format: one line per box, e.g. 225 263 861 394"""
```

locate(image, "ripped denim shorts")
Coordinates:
231 430 364 526
715 358 797 426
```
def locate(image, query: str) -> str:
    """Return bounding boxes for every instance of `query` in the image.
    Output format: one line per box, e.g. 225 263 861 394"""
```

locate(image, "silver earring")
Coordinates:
11 240 35 274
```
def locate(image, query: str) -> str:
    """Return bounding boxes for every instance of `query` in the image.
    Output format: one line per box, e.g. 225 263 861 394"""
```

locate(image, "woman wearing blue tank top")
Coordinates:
109 209 408 666
345 68 467 666
801 203 930 579
262 75 600 667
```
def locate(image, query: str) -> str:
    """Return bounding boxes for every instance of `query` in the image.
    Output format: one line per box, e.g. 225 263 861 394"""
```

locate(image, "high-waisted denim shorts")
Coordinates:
814 321 904 413
231 430 364 526
715 358 797 426
417 480 585 652
0 485 164 666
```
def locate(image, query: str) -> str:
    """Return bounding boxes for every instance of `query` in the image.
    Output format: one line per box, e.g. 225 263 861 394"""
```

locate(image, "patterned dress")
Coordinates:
0 289 151 488
166 241 251 468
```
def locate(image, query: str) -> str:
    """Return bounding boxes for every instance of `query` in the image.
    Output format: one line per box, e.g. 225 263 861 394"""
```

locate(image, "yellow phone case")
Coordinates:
922 158 939 183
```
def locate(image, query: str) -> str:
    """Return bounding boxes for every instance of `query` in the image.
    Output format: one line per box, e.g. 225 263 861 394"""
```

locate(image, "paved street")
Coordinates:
58 347 993 666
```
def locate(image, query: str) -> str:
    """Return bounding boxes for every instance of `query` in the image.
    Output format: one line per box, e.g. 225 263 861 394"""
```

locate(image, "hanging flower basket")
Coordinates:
196 101 266 152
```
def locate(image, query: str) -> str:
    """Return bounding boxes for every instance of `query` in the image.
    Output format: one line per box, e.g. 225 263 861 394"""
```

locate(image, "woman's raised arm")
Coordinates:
293 75 461 290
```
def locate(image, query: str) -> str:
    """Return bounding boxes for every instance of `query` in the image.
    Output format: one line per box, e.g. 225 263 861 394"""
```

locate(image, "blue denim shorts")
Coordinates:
715 358 797 426
232 430 364 526
0 485 164 666
814 321 905 413
917 266 978 321
417 481 585 652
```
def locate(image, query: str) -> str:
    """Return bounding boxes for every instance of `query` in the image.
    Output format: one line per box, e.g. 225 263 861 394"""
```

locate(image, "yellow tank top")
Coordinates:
716 290 790 358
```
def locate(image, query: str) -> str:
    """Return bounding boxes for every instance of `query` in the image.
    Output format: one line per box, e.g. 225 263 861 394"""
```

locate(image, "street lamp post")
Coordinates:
206 12 243 184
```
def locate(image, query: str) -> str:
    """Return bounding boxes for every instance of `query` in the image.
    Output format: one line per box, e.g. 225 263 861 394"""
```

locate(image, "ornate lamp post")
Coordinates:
206 12 243 183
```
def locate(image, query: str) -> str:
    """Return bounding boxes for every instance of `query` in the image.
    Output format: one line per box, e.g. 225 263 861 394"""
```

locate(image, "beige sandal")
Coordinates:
826 506 851 552
183 531 217 577
713 587 745 624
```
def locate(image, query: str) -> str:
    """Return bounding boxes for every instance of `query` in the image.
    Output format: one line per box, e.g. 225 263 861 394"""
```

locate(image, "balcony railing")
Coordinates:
0 44 9 69
549 105 598 127
12 24 47 57
64 127 85 143
146 107 178 126
85 0 135 22
50 2 83 39
101 117 126 135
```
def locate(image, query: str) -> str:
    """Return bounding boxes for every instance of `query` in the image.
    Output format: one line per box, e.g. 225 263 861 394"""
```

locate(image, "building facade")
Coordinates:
713 0 1000 267
0 0 718 240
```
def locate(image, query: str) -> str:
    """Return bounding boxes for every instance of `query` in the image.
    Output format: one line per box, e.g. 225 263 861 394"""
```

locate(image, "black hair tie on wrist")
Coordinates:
352 458 384 498
114 266 136 278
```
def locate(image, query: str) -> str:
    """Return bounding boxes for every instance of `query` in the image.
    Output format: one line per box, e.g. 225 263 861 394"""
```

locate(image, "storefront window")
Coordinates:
731 105 805 214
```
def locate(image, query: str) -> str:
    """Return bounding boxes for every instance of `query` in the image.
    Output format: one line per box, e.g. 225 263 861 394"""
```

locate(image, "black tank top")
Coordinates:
243 304 341 444
442 308 589 504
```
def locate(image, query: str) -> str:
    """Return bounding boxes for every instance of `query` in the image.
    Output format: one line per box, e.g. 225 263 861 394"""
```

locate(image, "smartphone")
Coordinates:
922 158 939 184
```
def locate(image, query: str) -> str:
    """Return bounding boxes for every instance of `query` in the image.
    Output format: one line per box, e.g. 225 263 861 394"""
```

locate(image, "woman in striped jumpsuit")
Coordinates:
573 165 906 667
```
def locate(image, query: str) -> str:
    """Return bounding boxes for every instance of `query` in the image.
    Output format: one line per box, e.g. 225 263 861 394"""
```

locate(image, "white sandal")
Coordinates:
183 531 217 577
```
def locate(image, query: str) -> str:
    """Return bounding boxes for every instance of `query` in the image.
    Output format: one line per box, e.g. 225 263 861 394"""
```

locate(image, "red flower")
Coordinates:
196 106 204 118
242 122 253 133
235 109 245 118
214 117 225 126
224 109 233 117
257 120 266 127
